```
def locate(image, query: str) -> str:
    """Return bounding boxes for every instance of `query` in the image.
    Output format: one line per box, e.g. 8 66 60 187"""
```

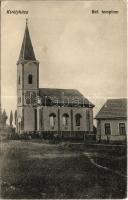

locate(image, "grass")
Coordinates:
0 140 127 199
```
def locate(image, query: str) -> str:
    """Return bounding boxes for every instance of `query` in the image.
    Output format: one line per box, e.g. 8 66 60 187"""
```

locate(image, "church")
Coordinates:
16 20 95 139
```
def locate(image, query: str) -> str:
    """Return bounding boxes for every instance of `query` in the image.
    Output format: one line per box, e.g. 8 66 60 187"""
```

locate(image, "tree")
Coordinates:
14 110 17 125
9 110 13 127
2 109 8 125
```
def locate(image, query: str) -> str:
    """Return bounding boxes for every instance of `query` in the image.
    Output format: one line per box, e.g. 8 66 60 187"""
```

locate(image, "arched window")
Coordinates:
62 113 69 126
49 113 56 128
28 74 33 84
75 114 81 126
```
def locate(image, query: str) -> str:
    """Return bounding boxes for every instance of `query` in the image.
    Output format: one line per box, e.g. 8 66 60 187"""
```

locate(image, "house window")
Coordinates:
62 114 69 126
49 113 56 128
105 123 111 135
28 74 33 84
119 123 126 135
75 114 81 126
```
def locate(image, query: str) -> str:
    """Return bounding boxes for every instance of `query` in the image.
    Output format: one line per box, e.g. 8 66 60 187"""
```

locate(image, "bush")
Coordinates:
8 132 19 140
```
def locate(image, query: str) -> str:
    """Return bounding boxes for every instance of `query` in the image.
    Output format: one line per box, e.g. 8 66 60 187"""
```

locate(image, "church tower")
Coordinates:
17 20 39 133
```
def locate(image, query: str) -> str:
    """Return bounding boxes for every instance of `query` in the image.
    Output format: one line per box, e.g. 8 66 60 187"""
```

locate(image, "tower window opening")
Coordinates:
28 74 33 84
18 76 20 84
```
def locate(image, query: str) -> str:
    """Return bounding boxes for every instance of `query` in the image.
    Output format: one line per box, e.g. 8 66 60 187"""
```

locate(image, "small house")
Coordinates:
95 99 127 143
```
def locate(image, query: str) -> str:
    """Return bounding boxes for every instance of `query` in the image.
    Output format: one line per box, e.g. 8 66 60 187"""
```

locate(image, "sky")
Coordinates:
1 0 127 123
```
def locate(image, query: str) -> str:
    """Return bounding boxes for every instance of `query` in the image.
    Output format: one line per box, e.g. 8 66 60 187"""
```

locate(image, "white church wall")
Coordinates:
37 106 91 132
24 107 35 131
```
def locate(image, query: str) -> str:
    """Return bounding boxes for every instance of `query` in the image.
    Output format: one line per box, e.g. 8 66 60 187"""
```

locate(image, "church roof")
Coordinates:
17 20 36 64
95 98 127 119
39 88 94 107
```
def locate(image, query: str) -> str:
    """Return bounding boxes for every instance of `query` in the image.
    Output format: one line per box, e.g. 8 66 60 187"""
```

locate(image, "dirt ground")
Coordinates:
0 140 127 199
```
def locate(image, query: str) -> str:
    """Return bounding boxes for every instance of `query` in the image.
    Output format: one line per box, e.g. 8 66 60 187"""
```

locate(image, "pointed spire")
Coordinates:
26 18 28 25
17 19 36 64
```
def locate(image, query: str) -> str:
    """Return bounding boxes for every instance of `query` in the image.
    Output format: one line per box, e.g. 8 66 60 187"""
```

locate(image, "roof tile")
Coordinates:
95 99 127 119
39 88 94 107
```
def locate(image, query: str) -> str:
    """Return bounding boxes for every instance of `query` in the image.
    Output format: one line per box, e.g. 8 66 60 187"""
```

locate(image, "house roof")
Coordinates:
17 21 37 64
95 98 127 119
38 88 94 107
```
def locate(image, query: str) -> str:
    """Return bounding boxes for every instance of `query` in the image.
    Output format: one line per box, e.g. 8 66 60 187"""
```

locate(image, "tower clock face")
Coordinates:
25 91 37 105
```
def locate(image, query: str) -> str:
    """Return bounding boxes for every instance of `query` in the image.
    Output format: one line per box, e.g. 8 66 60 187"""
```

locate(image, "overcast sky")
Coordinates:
1 0 127 122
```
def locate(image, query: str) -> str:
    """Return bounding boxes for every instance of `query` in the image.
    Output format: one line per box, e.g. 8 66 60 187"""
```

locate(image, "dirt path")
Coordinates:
83 152 127 178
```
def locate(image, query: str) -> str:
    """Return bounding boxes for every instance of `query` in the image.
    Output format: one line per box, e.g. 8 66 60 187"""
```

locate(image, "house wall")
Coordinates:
96 119 127 141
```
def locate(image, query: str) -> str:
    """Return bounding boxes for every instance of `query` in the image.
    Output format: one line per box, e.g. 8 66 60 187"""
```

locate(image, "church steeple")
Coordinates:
17 19 39 133
17 19 36 64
